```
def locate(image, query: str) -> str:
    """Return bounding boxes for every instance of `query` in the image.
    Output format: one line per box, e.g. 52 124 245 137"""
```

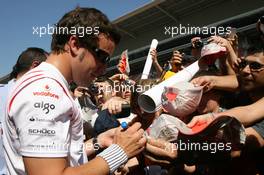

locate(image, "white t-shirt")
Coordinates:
0 80 16 175
3 62 86 175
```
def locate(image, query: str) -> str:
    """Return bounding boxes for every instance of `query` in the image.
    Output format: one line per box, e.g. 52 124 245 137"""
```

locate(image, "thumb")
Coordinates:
219 43 226 47
187 117 198 128
190 78 198 85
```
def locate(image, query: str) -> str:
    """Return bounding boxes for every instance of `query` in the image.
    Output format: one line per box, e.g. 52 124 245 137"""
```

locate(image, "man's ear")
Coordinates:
67 35 81 57
30 60 41 69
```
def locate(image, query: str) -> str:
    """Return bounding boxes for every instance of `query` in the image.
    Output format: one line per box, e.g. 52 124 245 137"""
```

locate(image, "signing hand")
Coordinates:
114 122 147 158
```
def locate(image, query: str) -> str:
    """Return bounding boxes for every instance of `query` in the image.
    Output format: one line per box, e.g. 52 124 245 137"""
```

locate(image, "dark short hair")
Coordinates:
247 47 263 55
10 47 48 79
51 7 121 54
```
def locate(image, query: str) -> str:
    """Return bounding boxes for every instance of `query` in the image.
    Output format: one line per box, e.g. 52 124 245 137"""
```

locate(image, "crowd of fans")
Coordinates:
0 6 264 175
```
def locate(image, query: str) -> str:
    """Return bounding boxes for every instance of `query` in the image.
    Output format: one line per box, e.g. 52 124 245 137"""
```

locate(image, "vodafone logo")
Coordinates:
44 84 51 91
33 84 59 99
33 91 59 99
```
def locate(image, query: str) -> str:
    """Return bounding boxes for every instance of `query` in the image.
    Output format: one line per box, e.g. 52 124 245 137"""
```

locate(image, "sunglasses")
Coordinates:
89 47 111 64
239 59 264 71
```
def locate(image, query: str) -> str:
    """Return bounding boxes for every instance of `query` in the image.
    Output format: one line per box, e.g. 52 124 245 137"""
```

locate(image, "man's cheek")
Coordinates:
256 76 264 86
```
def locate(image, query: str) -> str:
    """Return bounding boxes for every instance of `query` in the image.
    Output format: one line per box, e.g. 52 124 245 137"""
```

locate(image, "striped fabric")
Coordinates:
97 144 128 173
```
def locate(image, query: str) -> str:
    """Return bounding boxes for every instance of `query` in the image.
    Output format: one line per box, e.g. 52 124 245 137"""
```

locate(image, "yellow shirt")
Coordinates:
162 70 176 80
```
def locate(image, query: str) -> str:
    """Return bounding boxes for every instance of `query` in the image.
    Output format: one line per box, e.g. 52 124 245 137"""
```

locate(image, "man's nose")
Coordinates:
241 64 251 75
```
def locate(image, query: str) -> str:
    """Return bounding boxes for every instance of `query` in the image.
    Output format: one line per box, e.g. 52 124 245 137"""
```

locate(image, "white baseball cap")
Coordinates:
161 81 203 118
200 42 227 65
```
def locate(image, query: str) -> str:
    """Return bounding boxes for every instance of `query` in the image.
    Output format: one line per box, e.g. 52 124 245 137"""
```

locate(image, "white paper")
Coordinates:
141 39 158 79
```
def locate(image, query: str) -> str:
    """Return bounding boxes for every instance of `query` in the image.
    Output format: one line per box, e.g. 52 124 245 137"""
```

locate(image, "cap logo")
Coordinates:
165 91 178 102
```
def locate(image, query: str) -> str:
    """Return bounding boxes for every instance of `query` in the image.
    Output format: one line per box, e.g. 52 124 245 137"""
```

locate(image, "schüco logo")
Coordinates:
28 128 56 136
34 101 55 114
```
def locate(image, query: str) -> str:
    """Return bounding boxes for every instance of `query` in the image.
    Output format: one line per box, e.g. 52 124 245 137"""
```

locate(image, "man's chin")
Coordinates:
240 83 255 92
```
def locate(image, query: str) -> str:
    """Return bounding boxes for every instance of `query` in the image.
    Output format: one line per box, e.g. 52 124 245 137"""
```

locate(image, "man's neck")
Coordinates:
171 67 179 73
46 53 72 83
16 71 27 80
249 88 264 102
